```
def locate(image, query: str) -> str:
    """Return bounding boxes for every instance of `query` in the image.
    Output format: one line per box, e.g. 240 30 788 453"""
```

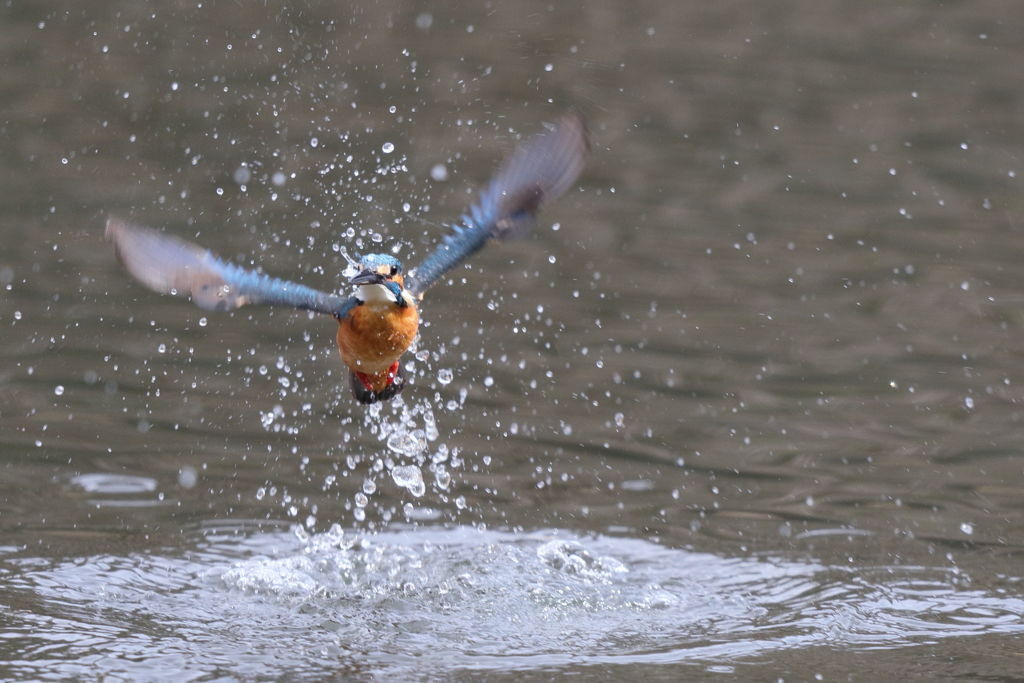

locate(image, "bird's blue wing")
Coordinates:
406 112 588 297
106 217 358 319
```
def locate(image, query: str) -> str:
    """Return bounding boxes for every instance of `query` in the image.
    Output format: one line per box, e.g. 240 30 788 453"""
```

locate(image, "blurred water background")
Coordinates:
3 1 1024 679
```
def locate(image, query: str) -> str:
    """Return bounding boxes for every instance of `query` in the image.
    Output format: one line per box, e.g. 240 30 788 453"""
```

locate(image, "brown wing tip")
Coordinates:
560 111 591 152
105 215 129 240
105 216 130 265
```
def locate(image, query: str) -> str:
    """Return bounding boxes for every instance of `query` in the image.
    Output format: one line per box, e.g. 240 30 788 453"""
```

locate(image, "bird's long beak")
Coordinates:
350 268 385 285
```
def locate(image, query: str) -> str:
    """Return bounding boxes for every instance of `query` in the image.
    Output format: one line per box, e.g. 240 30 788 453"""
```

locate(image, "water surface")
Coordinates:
2 0 1024 679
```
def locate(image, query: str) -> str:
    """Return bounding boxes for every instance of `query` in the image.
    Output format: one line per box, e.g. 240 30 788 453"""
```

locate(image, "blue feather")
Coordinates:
106 218 358 319
407 113 588 296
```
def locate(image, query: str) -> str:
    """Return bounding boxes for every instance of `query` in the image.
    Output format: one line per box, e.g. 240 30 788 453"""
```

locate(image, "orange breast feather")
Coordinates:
336 302 419 379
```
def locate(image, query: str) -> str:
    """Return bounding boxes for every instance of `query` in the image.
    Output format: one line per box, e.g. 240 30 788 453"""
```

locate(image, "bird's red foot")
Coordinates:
354 362 400 392
350 363 405 404
354 372 375 392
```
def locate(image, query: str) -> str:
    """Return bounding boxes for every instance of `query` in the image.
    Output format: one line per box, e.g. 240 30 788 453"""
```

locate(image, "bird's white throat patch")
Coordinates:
356 283 398 304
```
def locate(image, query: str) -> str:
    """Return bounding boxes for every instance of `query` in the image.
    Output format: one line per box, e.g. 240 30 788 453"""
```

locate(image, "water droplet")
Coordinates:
424 415 439 442
381 141 394 154
391 465 425 497
430 163 448 181
960 522 974 535
437 368 453 385
178 466 197 489
964 396 975 410
271 171 286 186
434 467 451 490
387 430 427 456
54 385 64 396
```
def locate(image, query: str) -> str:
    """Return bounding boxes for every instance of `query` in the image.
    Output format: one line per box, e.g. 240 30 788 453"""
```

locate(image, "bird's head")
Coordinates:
349 253 412 306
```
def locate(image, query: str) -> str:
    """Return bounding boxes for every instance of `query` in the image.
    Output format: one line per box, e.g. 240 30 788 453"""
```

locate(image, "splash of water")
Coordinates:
252 338 469 529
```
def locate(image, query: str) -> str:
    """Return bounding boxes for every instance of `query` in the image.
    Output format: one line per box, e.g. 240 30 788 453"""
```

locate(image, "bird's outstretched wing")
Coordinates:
106 217 358 319
405 112 589 297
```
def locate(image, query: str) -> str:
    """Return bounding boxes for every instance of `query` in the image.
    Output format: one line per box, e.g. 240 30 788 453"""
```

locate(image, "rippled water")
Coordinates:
4 0 1024 679
8 524 1023 679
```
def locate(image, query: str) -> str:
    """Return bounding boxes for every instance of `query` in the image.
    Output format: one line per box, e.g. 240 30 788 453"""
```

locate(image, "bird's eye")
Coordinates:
390 266 398 276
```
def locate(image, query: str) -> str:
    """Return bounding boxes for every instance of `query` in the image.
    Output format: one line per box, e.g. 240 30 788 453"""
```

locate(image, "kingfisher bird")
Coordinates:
106 113 588 403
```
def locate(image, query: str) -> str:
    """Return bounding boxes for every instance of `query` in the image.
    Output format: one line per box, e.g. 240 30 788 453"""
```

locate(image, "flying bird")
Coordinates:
107 113 588 403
